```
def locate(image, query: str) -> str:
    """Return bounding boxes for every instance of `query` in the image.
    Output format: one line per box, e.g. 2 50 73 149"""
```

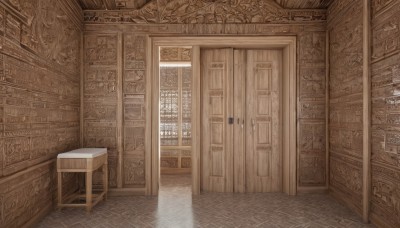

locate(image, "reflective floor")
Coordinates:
37 175 373 228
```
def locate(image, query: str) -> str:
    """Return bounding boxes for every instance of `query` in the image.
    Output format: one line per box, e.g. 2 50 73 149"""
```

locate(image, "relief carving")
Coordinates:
85 34 118 66
181 157 191 168
300 122 325 151
299 32 325 66
124 96 145 121
370 1 400 225
299 67 326 99
330 156 363 207
124 126 145 153
84 121 117 150
160 157 178 168
299 154 325 185
160 47 191 61
0 0 81 226
84 0 326 24
299 102 325 119
5 14 20 43
124 157 145 186
328 0 364 211
85 69 117 99
371 164 400 227
0 163 55 228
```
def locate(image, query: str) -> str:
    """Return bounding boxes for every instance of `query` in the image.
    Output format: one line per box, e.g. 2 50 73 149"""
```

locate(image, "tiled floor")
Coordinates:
37 175 374 228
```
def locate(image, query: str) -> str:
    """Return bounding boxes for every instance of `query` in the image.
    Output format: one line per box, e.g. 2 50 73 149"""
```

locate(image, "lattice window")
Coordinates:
160 66 192 147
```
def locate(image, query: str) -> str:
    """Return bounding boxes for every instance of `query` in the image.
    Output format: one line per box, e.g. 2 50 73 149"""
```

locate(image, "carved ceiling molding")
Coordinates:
78 0 147 10
276 0 332 9
83 0 326 24
79 0 332 10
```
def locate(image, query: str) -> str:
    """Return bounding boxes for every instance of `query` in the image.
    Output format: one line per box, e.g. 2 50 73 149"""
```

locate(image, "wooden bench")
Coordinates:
57 148 108 212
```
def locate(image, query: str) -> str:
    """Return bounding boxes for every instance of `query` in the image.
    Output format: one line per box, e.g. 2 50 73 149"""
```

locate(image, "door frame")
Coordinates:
150 36 297 196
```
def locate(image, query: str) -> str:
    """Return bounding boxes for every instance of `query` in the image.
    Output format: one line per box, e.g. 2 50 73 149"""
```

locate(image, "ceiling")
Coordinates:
78 0 332 10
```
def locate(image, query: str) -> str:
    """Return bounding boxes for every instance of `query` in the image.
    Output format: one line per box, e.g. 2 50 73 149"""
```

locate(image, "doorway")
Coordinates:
201 48 282 193
159 47 193 190
150 37 297 196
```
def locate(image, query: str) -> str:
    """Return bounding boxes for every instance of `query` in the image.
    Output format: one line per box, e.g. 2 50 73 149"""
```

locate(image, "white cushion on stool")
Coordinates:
57 148 107 159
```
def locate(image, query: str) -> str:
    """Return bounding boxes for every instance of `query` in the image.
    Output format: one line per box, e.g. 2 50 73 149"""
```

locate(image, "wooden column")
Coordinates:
151 44 160 195
192 45 201 195
325 30 330 189
80 33 84 147
117 32 124 189
362 0 371 223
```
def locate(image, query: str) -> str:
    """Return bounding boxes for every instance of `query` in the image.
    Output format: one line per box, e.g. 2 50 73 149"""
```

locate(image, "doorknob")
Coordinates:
252 119 255 133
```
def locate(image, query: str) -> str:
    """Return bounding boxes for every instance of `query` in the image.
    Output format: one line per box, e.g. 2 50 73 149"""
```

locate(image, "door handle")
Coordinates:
252 118 256 133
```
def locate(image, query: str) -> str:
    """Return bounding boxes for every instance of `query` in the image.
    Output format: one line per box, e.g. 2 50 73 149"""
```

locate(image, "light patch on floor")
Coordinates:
36 175 374 227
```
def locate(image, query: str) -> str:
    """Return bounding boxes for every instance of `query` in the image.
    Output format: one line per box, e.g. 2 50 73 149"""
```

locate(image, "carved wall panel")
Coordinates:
160 47 191 62
330 153 363 214
0 162 54 228
298 121 326 185
123 34 147 188
297 31 326 187
371 0 400 226
328 0 364 212
83 33 118 187
371 164 400 227
0 0 82 226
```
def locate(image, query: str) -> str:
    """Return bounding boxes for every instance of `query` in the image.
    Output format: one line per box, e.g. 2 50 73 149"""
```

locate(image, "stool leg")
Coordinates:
58 172 62 209
86 171 93 213
103 163 108 200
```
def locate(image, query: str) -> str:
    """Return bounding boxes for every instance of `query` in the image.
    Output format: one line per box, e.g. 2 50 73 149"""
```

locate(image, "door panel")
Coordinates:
233 49 246 193
201 49 233 192
245 50 282 192
201 48 281 193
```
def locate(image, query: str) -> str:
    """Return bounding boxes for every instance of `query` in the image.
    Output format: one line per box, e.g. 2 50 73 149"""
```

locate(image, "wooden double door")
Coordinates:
201 48 282 193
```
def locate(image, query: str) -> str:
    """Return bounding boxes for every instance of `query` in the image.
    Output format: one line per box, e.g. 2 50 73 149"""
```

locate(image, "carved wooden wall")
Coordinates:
370 0 400 227
0 0 82 227
327 0 364 215
83 0 328 194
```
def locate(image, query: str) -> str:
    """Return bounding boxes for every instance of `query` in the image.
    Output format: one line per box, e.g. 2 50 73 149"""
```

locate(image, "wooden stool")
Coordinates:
57 148 108 212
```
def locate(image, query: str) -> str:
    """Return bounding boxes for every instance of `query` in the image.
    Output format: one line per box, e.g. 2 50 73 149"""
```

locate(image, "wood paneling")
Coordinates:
83 33 119 188
298 31 327 187
0 0 82 226
327 0 364 215
370 0 400 226
201 48 233 192
245 50 282 192
123 34 146 188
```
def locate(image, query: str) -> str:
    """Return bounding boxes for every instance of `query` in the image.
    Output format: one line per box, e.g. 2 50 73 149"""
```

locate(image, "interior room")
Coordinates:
0 0 399 227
